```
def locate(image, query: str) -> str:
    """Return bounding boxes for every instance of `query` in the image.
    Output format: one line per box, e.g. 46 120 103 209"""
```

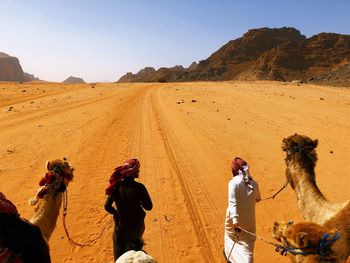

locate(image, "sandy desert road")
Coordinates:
1 81 349 262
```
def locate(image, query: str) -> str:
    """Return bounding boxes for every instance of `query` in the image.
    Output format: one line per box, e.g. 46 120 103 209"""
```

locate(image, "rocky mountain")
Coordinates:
62 76 86 84
0 52 40 82
24 72 40 81
117 27 350 86
0 52 26 82
308 62 350 87
240 32 350 82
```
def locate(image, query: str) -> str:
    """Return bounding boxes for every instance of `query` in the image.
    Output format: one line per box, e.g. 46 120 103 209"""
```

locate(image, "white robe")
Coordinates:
224 234 254 263
224 172 261 263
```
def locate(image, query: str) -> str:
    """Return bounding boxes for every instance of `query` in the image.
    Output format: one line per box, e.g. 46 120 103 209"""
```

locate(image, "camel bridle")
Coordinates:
226 226 339 260
52 164 74 183
279 232 340 256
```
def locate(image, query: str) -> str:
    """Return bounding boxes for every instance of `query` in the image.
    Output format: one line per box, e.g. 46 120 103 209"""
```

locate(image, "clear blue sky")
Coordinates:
1 0 349 82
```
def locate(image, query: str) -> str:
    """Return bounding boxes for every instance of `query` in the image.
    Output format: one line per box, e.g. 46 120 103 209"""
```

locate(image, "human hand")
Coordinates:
233 223 241 232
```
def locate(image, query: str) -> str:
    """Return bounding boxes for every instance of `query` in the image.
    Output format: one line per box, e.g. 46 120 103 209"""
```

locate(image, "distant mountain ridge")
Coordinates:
24 72 40 81
0 52 39 82
62 76 86 84
117 27 350 86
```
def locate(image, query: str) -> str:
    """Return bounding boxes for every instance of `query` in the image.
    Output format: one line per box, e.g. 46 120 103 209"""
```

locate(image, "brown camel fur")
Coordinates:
273 221 340 263
29 159 74 241
282 134 350 261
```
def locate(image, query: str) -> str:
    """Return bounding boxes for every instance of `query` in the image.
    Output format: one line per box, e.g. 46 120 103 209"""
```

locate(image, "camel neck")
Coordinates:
290 166 345 224
30 192 63 241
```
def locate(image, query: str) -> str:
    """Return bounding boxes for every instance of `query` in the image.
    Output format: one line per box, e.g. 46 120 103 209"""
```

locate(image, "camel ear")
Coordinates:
304 139 318 151
296 232 309 248
46 160 50 170
281 138 288 151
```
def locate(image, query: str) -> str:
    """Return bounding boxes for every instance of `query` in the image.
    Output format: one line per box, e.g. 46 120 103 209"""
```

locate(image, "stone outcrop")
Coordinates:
24 72 40 81
117 27 350 87
0 52 26 82
308 62 350 87
62 76 86 84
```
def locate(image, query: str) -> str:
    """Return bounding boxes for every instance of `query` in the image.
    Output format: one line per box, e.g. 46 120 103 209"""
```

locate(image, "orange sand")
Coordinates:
1 81 349 262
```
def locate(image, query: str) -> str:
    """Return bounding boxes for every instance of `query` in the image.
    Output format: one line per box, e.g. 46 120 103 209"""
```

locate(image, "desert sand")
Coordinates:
1 81 349 263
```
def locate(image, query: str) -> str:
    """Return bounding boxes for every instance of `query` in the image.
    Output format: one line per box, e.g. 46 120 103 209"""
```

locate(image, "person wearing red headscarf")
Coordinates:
104 159 153 261
224 157 261 263
0 192 51 263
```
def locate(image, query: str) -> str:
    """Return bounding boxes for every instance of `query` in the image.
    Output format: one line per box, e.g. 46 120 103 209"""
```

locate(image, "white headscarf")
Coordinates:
238 164 254 189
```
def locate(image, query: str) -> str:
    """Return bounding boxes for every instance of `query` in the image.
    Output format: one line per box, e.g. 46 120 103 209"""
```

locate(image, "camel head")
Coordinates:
273 221 340 261
45 158 74 192
273 220 294 242
30 158 74 204
282 134 318 188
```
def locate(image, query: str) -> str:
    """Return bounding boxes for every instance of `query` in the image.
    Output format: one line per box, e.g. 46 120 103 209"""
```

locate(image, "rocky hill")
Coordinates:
0 52 40 82
117 27 350 86
62 76 86 84
24 72 40 81
0 52 26 82
308 62 350 87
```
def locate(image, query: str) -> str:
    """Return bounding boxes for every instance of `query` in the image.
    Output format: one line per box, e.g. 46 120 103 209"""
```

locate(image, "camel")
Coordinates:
29 158 74 241
281 134 350 261
114 239 156 263
273 221 340 263
115 250 157 263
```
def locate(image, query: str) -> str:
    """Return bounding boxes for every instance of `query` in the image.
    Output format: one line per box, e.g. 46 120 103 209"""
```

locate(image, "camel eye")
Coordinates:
292 145 301 152
303 142 315 151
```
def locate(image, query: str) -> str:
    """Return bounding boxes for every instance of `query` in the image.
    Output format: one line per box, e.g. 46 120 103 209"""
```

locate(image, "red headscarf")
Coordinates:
105 159 140 195
0 192 19 216
231 157 247 175
0 248 23 263
231 157 254 188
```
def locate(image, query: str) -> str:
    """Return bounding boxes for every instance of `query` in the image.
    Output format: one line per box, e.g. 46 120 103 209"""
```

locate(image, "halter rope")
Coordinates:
260 181 288 201
225 226 286 261
238 227 283 248
225 233 239 262
62 190 113 247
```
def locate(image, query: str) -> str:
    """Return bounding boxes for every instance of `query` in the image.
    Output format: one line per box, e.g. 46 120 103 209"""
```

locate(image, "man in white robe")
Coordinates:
224 157 261 263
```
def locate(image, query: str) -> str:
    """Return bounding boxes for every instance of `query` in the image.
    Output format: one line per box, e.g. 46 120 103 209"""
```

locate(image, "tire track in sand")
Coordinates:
124 86 214 261
150 86 223 261
123 86 177 262
54 87 148 263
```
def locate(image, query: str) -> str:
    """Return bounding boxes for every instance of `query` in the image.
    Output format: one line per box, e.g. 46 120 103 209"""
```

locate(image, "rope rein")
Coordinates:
237 227 282 248
260 181 288 201
226 233 239 261
62 190 113 247
225 226 286 261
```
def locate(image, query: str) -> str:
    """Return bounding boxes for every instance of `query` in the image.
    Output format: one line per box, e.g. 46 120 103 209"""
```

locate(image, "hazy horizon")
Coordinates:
1 0 349 82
